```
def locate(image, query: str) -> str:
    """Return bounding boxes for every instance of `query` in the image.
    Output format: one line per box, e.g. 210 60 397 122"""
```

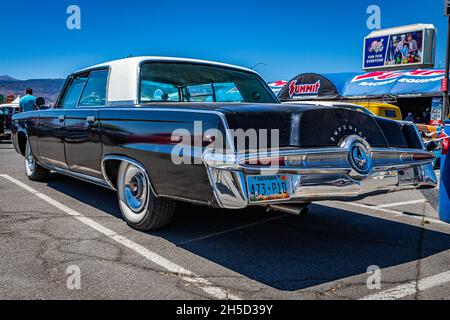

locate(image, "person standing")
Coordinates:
405 112 415 123
19 88 37 113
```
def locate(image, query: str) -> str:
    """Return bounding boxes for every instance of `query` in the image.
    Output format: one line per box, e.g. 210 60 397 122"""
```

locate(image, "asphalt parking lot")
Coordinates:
0 140 449 300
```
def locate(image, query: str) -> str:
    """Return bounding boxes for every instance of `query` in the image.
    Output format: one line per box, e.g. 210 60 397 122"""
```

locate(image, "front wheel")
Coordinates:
117 161 176 231
25 140 50 181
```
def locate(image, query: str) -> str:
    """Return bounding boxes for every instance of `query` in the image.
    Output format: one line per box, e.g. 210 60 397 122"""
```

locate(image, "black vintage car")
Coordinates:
12 57 437 231
0 104 18 141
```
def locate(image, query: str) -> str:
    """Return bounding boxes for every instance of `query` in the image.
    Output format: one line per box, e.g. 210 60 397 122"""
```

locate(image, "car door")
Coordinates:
38 74 89 168
64 69 108 178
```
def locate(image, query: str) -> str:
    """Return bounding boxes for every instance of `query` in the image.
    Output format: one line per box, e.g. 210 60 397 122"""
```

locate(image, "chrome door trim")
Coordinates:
39 162 112 189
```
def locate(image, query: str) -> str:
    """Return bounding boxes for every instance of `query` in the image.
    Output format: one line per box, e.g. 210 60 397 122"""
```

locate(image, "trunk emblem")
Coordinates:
347 138 373 175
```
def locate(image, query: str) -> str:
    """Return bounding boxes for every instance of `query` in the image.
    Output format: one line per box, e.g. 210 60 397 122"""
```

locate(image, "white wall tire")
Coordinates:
117 161 176 231
25 140 50 181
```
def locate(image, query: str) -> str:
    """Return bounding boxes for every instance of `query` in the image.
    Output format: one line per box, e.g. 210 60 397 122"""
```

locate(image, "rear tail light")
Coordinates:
411 153 435 161
441 133 449 155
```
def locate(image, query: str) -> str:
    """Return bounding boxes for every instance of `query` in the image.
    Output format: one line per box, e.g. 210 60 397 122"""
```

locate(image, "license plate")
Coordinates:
4 129 11 135
247 175 290 203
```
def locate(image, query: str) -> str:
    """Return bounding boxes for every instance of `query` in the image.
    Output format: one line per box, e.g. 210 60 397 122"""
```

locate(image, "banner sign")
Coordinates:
431 97 443 125
277 74 340 101
364 31 424 69
363 24 436 71
343 69 446 98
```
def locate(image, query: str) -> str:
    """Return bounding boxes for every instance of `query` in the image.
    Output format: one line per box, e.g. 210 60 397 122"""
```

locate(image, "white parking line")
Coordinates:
360 270 450 300
378 199 426 208
335 201 447 225
0 174 240 300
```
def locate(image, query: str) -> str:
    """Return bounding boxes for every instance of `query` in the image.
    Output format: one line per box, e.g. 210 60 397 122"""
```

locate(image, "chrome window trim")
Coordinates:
136 60 279 105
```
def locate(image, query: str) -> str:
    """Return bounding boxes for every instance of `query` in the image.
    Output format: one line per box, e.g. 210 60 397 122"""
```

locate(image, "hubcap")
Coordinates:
123 165 148 213
26 144 35 173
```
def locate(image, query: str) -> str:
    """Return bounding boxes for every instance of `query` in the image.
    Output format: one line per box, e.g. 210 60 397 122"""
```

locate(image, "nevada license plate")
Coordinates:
247 175 290 203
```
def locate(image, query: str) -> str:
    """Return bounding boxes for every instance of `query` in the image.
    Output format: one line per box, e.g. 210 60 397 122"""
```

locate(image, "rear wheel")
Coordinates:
117 161 176 231
25 140 50 181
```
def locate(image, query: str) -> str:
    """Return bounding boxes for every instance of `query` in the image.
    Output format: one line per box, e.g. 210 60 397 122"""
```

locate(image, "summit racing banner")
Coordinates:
278 73 340 101
342 69 446 98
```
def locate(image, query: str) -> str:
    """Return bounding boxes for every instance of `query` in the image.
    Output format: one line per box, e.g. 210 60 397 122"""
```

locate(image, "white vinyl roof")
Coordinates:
74 56 259 105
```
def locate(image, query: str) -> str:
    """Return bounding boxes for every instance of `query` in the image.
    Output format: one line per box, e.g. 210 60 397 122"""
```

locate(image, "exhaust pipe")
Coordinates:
263 203 310 216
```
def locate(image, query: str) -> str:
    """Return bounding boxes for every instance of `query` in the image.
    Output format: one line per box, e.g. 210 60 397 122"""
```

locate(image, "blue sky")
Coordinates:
0 0 447 81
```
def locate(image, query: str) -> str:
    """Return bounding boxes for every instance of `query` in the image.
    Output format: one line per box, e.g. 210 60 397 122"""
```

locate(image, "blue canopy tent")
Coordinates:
341 69 446 98
274 69 447 99
272 69 447 122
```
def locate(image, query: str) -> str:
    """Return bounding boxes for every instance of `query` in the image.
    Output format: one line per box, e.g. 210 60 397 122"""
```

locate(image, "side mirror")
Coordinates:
36 97 45 108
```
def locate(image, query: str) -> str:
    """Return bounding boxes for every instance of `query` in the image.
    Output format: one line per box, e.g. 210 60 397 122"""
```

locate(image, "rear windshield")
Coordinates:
384 109 397 118
140 62 277 104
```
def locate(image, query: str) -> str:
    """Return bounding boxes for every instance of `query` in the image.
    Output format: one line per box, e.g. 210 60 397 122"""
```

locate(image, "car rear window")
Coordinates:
140 62 276 104
384 109 397 118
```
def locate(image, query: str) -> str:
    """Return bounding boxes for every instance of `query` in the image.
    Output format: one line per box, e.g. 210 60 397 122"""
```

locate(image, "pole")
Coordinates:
443 16 450 121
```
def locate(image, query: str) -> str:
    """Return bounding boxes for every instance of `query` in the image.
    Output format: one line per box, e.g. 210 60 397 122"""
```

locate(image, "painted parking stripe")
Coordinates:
0 174 240 300
378 199 426 208
360 270 450 300
334 201 447 225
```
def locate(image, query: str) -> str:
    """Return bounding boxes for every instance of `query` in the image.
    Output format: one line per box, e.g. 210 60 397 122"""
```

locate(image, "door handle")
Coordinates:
87 116 96 124
58 115 65 122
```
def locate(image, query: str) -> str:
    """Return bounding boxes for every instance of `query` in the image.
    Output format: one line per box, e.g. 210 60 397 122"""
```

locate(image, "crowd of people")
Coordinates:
405 110 431 124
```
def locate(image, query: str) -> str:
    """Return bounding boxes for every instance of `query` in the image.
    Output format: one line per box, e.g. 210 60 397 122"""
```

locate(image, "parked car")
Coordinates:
0 104 19 141
12 57 437 231
353 101 403 121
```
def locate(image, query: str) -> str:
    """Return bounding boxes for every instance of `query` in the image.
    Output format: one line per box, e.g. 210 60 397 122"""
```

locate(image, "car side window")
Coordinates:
141 80 179 102
61 74 89 109
213 83 244 102
79 70 109 107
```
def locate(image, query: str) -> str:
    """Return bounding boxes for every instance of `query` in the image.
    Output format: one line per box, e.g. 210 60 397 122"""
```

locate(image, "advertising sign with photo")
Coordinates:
364 30 424 69
430 97 443 125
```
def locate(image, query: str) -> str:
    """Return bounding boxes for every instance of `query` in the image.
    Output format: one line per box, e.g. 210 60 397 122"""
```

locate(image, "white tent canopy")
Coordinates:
11 95 20 104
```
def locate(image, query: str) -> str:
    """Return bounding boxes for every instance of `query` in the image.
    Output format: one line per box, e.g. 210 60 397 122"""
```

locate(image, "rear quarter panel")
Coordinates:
11 111 40 157
99 107 225 205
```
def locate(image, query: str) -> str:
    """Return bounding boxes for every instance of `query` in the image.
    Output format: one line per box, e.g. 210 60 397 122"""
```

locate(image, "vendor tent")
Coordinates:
277 73 353 101
11 95 20 104
341 69 446 98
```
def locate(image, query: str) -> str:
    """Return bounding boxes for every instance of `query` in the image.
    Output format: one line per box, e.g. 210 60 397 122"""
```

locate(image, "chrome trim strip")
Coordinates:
39 162 113 190
101 155 158 197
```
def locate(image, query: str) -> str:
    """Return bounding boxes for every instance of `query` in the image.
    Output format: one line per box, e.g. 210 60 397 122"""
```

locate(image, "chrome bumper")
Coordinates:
203 143 437 209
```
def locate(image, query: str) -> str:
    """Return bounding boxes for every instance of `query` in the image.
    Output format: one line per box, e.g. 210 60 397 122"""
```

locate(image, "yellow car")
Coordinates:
416 123 439 141
354 102 403 121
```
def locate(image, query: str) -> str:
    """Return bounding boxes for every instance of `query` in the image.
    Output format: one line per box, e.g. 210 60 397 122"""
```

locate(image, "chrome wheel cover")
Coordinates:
25 143 36 174
122 164 148 214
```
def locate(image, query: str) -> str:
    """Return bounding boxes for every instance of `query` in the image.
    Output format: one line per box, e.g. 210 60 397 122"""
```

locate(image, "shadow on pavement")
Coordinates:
45 172 450 291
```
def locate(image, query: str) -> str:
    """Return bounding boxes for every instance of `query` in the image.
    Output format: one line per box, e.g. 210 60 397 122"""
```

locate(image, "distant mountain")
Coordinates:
0 77 65 104
0 75 18 81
